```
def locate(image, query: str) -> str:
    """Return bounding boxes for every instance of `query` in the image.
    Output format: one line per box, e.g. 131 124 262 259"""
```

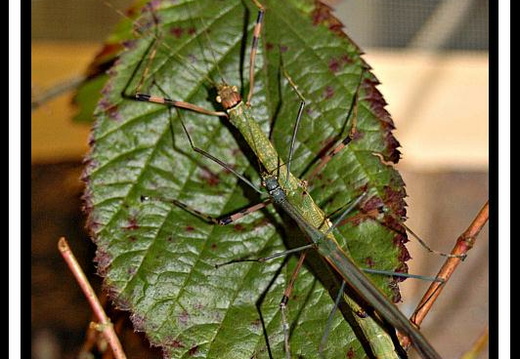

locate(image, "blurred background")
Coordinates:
31 0 490 358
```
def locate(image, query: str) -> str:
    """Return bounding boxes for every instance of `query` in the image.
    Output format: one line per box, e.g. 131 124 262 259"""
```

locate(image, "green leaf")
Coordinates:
83 1 409 358
73 75 108 123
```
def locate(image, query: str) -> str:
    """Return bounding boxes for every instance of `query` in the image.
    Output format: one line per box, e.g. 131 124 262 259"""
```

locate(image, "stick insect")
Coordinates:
89 1 445 358
131 2 442 358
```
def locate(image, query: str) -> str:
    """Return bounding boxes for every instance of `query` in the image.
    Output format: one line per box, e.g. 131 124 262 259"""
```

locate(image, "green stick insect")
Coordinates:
129 2 442 359
87 1 446 358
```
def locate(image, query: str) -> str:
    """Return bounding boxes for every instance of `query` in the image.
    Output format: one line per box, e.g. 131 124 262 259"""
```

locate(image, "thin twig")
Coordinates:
58 237 127 359
399 201 489 349
31 75 86 111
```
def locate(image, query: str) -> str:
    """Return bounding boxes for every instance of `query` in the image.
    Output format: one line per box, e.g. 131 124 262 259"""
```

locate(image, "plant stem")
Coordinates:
58 237 127 359
399 201 489 349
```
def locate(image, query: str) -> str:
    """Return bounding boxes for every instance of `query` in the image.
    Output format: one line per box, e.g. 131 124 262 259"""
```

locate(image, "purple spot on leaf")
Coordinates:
199 169 220 186
165 337 185 349
328 58 341 73
341 54 353 64
171 340 185 349
106 105 122 121
123 216 140 231
323 85 334 100
351 129 363 141
179 310 189 325
170 26 184 38
188 345 199 356
233 224 245 232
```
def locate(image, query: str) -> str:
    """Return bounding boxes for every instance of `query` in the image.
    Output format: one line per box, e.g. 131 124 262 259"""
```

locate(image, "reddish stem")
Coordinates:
58 237 127 359
400 201 489 349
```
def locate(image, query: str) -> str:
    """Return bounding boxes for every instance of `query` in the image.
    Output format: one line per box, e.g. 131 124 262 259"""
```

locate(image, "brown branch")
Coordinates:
399 200 489 349
58 237 127 359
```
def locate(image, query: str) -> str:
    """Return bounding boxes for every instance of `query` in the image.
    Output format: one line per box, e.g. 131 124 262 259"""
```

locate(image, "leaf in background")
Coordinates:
83 0 409 358
72 0 152 123
73 75 109 123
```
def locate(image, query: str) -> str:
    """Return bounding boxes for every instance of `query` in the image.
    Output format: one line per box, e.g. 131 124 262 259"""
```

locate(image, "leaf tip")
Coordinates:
310 1 345 37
